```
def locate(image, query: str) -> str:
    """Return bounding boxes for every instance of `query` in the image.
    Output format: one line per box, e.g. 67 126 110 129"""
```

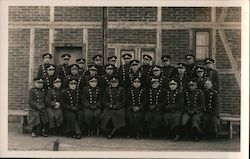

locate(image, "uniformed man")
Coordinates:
148 65 167 88
145 78 166 138
81 77 102 136
118 53 133 87
185 54 198 79
93 54 105 76
37 53 52 79
28 77 49 137
163 80 184 142
126 60 143 88
64 64 83 91
126 77 148 140
174 63 190 92
61 77 84 139
202 79 221 139
204 58 220 92
101 76 127 139
102 64 116 88
193 66 206 90
55 53 71 82
82 65 104 90
161 55 178 83
76 58 87 76
140 54 153 86
182 80 205 142
45 76 64 135
107 55 118 75
44 64 56 94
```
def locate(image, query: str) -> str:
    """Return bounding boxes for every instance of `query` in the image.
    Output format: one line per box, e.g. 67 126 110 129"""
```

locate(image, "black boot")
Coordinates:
136 132 141 140
193 127 199 142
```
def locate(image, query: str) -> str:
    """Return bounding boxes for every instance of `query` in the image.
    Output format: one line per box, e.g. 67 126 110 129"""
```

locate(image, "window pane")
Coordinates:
196 47 209 60
196 32 209 46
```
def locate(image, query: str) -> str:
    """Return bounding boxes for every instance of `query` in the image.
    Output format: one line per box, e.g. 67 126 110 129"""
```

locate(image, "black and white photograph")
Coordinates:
0 0 249 158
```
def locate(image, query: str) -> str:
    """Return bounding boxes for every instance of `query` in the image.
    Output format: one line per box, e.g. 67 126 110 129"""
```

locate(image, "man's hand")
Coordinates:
133 107 140 112
54 102 60 109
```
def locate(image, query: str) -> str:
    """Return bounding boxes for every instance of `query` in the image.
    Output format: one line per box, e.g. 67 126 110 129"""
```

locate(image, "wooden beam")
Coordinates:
108 43 156 48
211 7 217 62
218 7 228 23
83 29 88 65
8 21 241 30
189 29 193 51
102 7 108 65
29 28 35 89
49 29 54 55
50 6 54 22
218 30 240 87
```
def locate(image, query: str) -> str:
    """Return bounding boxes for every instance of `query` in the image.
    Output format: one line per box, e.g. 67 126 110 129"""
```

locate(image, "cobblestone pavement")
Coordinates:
8 123 240 151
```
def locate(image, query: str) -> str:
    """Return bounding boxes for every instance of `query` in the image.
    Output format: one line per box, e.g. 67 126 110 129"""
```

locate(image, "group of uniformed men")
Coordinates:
29 52 220 142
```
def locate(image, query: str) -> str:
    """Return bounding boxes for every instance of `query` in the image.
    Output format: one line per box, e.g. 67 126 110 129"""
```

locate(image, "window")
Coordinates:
194 30 210 60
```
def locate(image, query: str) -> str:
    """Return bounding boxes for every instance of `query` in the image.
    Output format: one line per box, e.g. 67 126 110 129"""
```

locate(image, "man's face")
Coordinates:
78 63 85 69
69 82 77 90
111 81 119 87
47 68 55 76
105 68 113 75
133 81 141 88
71 68 78 76
162 59 170 66
153 70 161 77
169 84 177 91
189 85 196 91
43 57 51 64
131 65 139 72
35 81 43 88
53 81 61 88
89 70 97 76
89 80 98 88
62 59 69 65
143 59 151 65
109 60 116 66
197 71 204 78
206 63 213 69
94 58 102 65
177 67 185 74
186 58 194 65
124 58 131 65
204 81 213 89
151 81 160 88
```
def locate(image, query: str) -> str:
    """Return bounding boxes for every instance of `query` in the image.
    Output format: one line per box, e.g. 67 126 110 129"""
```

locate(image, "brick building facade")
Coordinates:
8 7 241 115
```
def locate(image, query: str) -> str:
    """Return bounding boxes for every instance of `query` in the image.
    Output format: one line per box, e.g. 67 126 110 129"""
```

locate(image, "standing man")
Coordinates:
101 76 127 139
204 58 220 92
161 55 178 83
102 64 116 88
202 79 221 139
145 78 166 138
28 77 49 137
76 58 87 76
37 53 52 79
56 53 71 82
61 77 84 139
174 63 190 92
148 65 167 88
82 65 104 89
185 54 198 79
93 54 105 76
182 81 205 142
44 64 56 94
193 67 206 90
64 64 83 91
126 60 143 88
140 54 153 87
118 53 133 87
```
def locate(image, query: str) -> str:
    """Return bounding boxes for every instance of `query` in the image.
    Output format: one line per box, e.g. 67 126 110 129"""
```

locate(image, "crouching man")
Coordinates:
101 76 126 139
28 77 49 137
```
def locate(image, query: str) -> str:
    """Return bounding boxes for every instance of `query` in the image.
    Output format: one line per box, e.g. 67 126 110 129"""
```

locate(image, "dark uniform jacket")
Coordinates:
118 64 130 87
126 69 143 88
44 75 55 93
64 75 84 90
79 68 87 77
45 88 63 107
103 87 126 110
140 65 152 86
203 89 220 117
82 75 104 90
147 88 166 111
183 89 205 115
204 68 220 92
29 88 46 111
37 64 50 79
185 64 198 79
161 65 178 83
56 64 71 83
165 89 184 113
148 75 167 88
81 86 102 110
95 64 105 76
61 89 83 111
193 77 206 91
174 73 190 92
102 74 113 88
127 87 148 112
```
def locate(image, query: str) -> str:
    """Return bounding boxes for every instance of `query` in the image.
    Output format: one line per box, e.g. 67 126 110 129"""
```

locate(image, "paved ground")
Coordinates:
8 123 240 151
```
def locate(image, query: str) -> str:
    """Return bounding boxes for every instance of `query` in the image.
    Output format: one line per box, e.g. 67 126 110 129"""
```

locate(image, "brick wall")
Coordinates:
162 30 190 64
9 6 49 22
9 29 30 110
162 7 211 22
108 7 157 22
8 6 241 115
54 7 102 21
